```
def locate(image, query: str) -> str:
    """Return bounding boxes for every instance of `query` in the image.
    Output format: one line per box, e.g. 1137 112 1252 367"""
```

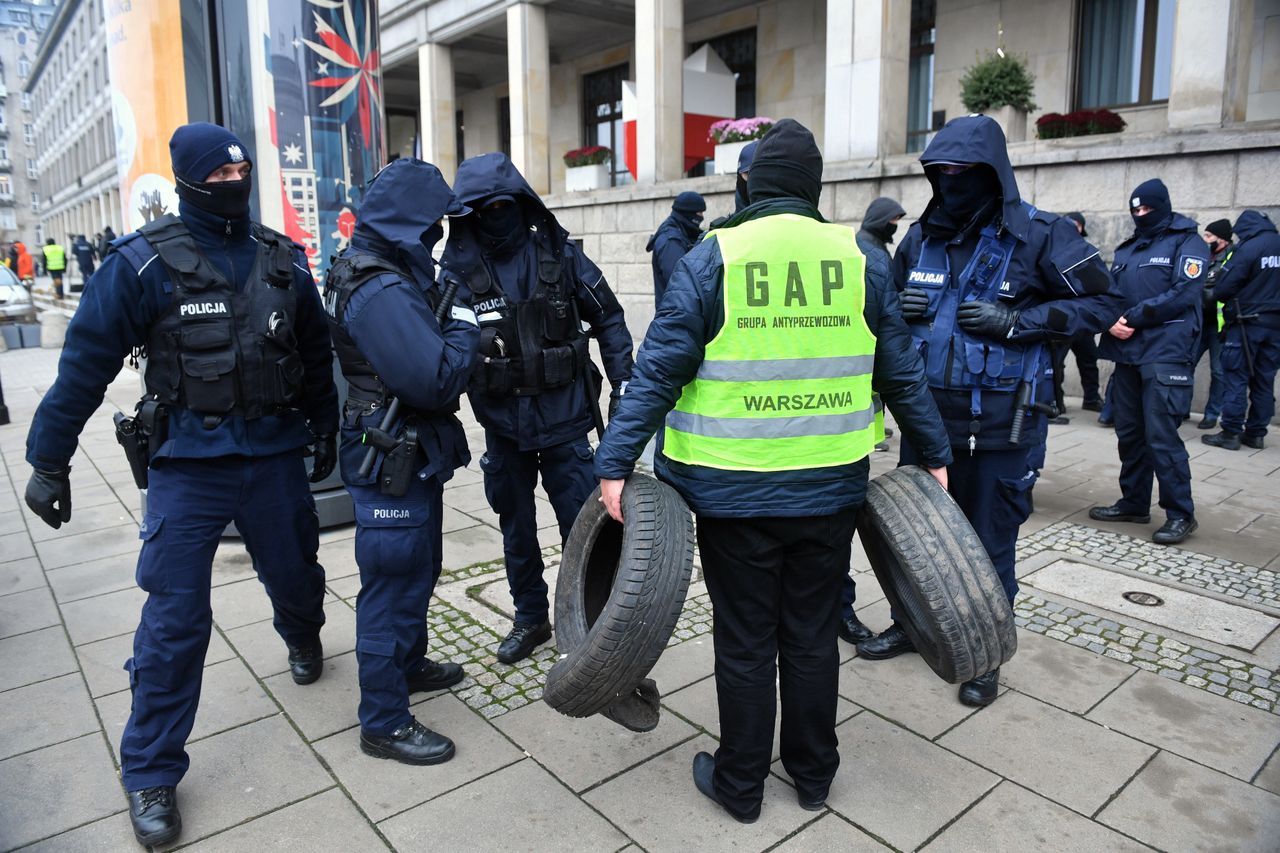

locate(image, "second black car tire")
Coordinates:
544 472 696 719
858 465 1017 683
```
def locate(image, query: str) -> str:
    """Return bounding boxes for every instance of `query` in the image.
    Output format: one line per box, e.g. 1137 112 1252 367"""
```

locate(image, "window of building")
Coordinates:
24 123 32 145
26 158 35 178
17 55 28 78
455 109 465 162
0 143 8 161
0 209 16 230
581 63 630 187
907 0 941 153
11 10 28 24
1076 0 1174 109
21 91 30 112
0 176 12 196
499 97 511 159
693 28 757 119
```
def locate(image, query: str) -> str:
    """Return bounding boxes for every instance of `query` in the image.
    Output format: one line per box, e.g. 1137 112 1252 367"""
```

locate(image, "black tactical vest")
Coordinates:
121 215 304 425
466 240 589 396
322 251 407 408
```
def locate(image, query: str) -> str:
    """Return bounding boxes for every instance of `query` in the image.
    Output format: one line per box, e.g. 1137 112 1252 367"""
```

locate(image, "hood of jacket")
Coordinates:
452 152 565 235
918 115 1027 241
860 196 907 245
1234 209 1277 242
352 158 465 281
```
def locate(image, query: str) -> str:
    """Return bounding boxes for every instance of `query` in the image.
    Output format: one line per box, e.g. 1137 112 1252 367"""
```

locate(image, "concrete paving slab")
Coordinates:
938 691 1154 814
837 652 996 739
209 576 285 630
223 598 356 679
441 481 491 513
1023 558 1277 650
646 637 715 694
0 529 37 564
770 813 890 852
0 624 77 692
495 692 698 791
17 810 139 853
0 584 58 639
1099 751 1280 852
316 536 360 580
0 505 29 537
0 673 99 761
0 733 124 850
326 572 362 601
57 585 146 645
819 713 997 852
919 781 1152 852
1254 747 1280 796
33 523 139 570
998 628 1136 714
74 628 235 699
183 788 388 852
43 552 136 603
262 650 362 742
312 693 525 821
208 544 261 588
25 502 135 543
1086 670 1280 781
96 658 280 761
0 556 44 596
583 734 812 853
441 523 506 573
173 716 333 846
381 758 627 852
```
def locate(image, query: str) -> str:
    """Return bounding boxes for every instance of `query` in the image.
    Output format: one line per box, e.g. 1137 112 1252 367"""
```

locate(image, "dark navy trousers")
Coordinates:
349 474 445 735
1196 312 1225 420
901 440 1037 605
1111 362 1195 521
1221 324 1280 439
121 451 325 790
479 433 595 626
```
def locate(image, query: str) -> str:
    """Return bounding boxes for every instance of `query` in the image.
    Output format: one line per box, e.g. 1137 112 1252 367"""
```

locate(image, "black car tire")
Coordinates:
544 472 695 720
857 465 1017 683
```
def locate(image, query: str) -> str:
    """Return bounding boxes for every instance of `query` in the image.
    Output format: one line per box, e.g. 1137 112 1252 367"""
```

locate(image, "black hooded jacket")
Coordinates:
856 197 906 274
442 153 633 450
1214 210 1280 329
647 210 701 304
893 115 1122 450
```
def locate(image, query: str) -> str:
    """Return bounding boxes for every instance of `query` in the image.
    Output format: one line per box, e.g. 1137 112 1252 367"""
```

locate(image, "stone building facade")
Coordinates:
0 0 54 248
25 0 120 256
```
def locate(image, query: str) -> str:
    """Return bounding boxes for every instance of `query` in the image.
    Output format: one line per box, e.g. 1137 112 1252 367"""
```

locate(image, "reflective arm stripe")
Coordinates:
666 404 877 439
695 354 876 382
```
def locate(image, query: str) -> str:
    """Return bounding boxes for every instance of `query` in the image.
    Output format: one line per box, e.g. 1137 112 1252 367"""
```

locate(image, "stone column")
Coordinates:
824 0 911 161
507 2 551 193
1167 0 1253 128
418 42 457 176
635 0 683 183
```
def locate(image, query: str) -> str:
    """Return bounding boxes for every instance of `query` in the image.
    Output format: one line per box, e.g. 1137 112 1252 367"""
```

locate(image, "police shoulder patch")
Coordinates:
1181 255 1206 279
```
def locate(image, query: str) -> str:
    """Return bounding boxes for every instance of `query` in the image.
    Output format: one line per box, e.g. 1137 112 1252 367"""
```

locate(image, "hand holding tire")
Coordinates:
598 478 624 522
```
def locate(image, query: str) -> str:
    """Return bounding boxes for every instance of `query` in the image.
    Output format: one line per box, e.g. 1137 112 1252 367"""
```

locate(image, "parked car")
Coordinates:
0 266 34 322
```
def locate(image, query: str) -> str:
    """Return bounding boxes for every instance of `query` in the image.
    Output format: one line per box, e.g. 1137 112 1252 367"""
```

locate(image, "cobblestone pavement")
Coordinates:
2 345 1279 852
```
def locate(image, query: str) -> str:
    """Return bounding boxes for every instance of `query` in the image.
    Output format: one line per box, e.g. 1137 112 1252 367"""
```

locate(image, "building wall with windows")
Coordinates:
25 0 119 268
0 1 54 248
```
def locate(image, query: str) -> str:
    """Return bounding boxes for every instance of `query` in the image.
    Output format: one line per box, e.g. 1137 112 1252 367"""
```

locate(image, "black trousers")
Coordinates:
697 507 858 817
1051 334 1101 410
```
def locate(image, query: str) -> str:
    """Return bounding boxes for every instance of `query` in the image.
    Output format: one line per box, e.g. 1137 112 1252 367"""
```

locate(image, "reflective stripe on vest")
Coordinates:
43 244 66 270
663 214 879 472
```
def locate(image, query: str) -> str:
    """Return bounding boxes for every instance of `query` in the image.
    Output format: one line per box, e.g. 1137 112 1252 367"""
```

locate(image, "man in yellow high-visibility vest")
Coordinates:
594 119 952 823
42 237 67 299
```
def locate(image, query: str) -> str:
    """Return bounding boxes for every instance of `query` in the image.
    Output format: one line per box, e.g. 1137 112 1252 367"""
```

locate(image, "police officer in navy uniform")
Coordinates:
325 158 480 765
1203 210 1280 451
442 153 633 664
647 191 705 304
1090 180 1204 545
856 115 1121 707
23 123 338 847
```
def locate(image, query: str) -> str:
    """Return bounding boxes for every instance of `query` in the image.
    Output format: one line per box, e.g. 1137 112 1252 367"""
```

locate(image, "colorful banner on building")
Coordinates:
103 0 189 231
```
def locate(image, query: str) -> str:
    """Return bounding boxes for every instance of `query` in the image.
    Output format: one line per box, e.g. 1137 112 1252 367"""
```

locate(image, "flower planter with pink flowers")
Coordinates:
708 117 773 175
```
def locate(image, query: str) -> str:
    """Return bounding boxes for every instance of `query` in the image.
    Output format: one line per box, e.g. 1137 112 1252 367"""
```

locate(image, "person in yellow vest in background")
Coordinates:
593 119 952 823
42 237 67 299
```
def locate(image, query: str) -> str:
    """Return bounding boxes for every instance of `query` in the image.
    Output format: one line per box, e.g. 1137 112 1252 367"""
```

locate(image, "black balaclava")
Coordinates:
746 119 823 208
861 196 907 245
169 122 254 219
671 191 706 236
733 141 759 212
1129 178 1172 239
936 165 1001 224
476 195 527 256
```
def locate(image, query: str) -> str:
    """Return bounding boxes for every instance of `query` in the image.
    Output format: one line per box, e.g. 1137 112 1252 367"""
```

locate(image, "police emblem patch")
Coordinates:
1182 257 1204 279
227 144 245 162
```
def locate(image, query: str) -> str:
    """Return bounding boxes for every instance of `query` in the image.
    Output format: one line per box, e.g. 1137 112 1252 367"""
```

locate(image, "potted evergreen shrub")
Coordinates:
709 117 774 175
563 145 612 192
959 53 1037 143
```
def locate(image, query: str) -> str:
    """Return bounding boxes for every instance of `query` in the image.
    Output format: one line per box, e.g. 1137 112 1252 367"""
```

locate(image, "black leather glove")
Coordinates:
308 434 337 483
608 386 624 420
900 287 930 320
26 466 71 529
957 300 1019 339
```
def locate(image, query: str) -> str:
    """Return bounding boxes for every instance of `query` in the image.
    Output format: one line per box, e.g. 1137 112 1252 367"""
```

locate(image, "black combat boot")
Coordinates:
127 785 181 847
496 621 552 664
406 659 465 693
856 623 916 660
360 719 455 765
287 638 323 685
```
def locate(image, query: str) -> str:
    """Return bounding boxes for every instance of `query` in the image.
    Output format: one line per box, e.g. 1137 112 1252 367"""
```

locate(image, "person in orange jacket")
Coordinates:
14 241 34 288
